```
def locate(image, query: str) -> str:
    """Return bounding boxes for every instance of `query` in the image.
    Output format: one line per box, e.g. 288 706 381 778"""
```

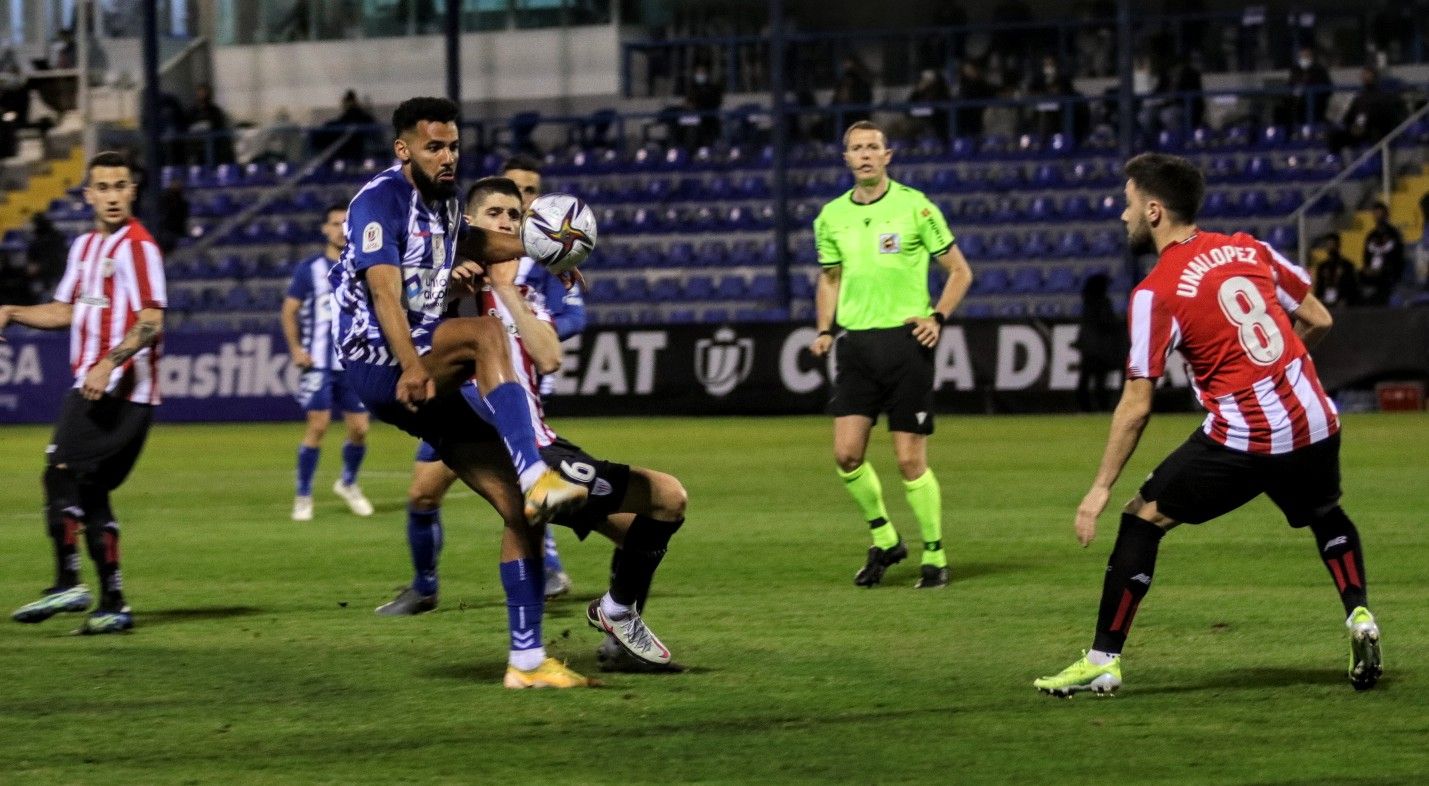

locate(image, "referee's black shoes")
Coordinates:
854 541 908 587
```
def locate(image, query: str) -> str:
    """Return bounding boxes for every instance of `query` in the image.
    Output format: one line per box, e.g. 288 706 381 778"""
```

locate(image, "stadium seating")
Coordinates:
34 120 1377 327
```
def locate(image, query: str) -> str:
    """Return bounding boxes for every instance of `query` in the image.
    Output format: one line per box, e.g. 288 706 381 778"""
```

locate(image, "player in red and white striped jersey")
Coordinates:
1035 153 1381 697
0 151 166 635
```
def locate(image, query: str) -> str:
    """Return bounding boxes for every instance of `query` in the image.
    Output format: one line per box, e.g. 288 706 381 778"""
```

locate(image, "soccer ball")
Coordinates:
522 193 597 274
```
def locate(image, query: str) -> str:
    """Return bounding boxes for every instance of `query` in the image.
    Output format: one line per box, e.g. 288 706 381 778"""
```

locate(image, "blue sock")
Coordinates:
296 445 319 496
340 441 366 485
499 558 545 661
544 530 564 575
459 381 546 487
407 506 442 596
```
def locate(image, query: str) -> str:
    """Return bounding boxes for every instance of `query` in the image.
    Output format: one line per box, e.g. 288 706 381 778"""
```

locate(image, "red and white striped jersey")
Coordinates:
53 219 167 405
478 283 557 448
1127 230 1338 455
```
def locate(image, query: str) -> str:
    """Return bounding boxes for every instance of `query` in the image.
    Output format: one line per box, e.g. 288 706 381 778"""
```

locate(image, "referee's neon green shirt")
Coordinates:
813 179 955 330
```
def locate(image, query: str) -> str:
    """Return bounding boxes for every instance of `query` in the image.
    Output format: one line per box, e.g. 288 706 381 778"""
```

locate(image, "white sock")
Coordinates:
1087 649 1118 665
509 646 546 671
517 461 550 493
600 592 632 619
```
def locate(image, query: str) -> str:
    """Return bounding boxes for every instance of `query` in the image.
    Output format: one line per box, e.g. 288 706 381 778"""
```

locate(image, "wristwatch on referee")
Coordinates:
931 311 949 325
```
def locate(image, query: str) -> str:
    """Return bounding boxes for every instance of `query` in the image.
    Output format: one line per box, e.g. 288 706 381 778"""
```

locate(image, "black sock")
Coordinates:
43 466 83 589
78 484 124 611
609 515 683 611
1309 507 1368 616
1091 514 1166 654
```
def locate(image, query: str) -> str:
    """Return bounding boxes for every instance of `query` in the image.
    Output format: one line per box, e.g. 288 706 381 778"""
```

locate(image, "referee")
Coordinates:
809 120 973 589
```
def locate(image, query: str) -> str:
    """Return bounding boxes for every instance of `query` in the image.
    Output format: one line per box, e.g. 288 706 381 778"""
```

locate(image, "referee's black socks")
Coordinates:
1091 514 1166 655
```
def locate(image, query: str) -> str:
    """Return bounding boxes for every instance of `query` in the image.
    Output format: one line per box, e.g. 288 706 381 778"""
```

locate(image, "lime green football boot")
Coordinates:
1034 653 1122 697
1346 606 1382 691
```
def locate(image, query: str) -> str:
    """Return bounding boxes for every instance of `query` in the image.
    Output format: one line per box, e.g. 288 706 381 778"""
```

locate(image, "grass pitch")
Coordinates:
0 413 1426 785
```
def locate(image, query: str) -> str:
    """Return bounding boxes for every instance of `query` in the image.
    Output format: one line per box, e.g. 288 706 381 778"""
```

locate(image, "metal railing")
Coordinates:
1293 100 1429 264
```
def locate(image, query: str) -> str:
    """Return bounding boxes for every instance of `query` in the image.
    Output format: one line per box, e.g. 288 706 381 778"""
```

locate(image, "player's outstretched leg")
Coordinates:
427 318 586 525
543 530 572 599
587 469 686 668
13 466 93 624
75 483 131 635
1035 513 1166 696
1307 506 1381 690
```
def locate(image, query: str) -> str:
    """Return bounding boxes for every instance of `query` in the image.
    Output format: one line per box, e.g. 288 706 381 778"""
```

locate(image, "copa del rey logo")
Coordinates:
694 327 754 397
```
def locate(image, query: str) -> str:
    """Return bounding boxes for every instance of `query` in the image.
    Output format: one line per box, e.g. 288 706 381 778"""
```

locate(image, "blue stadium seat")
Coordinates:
990 198 1019 224
701 308 729 324
963 302 993 319
1061 194 1092 220
621 277 651 302
1088 230 1120 257
1020 232 1052 259
1044 266 1079 293
1031 164 1063 188
714 276 748 300
684 275 715 301
1094 195 1121 220
589 278 620 302
693 241 727 267
1256 125 1289 149
1264 225 1296 252
1009 267 1043 294
649 277 681 302
973 267 1010 294
790 273 815 299
1054 230 1088 258
957 233 986 259
1026 195 1057 222
667 309 697 324
1239 189 1272 217
748 274 778 300
987 232 1019 260
1201 191 1230 218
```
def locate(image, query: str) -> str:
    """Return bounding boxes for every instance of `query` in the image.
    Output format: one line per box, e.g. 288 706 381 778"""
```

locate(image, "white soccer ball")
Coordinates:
522 193 598 274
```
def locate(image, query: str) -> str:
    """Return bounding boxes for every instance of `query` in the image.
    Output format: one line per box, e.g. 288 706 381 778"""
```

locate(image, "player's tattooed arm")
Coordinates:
105 312 163 366
82 307 162 399
1289 292 1334 348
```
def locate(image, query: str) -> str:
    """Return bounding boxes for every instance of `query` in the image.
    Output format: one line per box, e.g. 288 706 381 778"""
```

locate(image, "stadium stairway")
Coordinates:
1336 163 1429 265
0 145 86 234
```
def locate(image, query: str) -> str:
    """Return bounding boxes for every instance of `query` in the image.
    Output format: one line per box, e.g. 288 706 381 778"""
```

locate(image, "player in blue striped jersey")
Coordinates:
280 204 372 522
382 156 586 614
331 96 586 535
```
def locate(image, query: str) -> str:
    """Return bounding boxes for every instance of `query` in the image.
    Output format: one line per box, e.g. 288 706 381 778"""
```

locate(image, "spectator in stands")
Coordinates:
954 59 997 138
185 82 235 165
1313 233 1359 308
314 89 378 161
831 55 874 127
1360 201 1405 305
157 179 189 255
157 90 189 168
1073 273 1125 412
1152 57 1204 131
1329 67 1406 156
1284 46 1332 125
1025 55 1086 139
683 62 724 147
905 68 952 139
0 48 25 159
23 213 67 305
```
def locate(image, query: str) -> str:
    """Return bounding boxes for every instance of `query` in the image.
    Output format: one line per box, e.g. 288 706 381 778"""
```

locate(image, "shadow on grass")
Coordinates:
951 560 1037 582
421 660 715 683
139 606 265 625
1136 666 1376 694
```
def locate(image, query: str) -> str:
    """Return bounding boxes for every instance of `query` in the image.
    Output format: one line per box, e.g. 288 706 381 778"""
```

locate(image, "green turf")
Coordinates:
0 413 1426 785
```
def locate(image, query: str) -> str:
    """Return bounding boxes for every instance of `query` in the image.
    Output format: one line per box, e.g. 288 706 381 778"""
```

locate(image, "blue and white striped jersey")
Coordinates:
331 165 463 366
285 253 339 370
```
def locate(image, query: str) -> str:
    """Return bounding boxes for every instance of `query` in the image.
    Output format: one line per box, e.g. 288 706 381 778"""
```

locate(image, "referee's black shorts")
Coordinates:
1139 428 1343 527
47 391 155 490
828 325 935 435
